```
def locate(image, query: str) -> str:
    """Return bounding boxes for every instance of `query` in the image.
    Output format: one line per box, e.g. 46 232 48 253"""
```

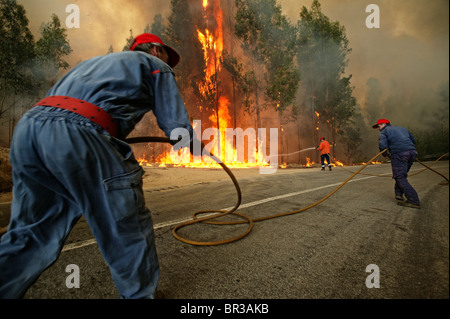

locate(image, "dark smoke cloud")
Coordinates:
279 0 449 127
17 0 449 130
18 0 172 64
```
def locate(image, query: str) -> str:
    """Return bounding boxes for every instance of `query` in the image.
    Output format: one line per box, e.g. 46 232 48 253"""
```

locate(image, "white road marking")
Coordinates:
62 174 385 252
67 161 450 252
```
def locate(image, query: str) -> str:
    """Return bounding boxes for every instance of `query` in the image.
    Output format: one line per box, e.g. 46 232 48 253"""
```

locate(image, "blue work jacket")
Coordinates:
46 51 193 142
379 124 417 154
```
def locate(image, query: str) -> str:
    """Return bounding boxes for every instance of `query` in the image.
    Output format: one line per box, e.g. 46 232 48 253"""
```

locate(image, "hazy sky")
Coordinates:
280 0 449 103
17 0 449 109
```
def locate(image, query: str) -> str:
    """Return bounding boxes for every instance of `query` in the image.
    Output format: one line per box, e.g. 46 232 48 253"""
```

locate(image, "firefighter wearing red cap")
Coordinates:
130 33 180 68
0 34 192 299
373 119 420 209
317 137 332 171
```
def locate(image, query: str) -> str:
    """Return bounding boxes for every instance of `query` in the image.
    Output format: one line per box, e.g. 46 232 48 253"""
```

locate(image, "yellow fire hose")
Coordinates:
126 137 448 246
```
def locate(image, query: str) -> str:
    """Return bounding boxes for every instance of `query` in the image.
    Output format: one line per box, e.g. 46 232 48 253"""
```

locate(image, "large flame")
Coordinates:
197 0 223 94
138 0 341 169
333 160 344 167
140 0 265 169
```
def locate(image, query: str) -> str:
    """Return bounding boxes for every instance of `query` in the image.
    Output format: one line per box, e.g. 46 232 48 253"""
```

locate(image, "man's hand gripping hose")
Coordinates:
126 136 448 246
125 136 246 245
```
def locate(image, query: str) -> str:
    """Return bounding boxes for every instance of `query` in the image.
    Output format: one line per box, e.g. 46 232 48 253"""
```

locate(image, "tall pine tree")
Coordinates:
0 0 34 118
297 0 354 159
34 14 72 88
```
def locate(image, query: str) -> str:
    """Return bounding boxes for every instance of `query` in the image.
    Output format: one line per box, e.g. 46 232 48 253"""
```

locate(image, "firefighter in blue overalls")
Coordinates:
373 119 420 209
0 34 193 298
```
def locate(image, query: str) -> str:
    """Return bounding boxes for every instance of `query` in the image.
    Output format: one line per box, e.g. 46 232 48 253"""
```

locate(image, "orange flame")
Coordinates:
197 0 223 96
333 160 344 167
137 0 269 169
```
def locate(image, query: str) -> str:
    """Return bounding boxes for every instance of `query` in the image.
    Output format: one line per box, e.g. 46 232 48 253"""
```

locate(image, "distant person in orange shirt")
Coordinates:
317 137 332 171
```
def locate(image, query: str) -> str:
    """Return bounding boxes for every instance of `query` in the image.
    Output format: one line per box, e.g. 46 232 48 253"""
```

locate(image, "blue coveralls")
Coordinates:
0 51 193 298
378 124 420 205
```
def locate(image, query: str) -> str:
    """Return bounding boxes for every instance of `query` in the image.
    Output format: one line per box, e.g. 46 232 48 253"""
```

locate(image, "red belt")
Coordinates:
34 96 117 137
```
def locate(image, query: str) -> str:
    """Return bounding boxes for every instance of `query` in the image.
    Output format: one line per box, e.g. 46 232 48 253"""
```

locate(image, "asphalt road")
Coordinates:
2 161 449 301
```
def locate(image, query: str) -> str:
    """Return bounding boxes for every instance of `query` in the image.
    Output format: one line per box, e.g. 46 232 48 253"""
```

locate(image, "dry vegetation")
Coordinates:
0 148 12 194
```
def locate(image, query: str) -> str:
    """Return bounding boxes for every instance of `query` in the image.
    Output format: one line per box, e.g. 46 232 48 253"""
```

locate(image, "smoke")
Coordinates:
18 0 448 109
279 0 449 129
18 0 172 65
14 0 449 159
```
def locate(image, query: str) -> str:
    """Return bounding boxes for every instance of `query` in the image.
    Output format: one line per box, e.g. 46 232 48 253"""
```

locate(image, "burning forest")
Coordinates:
131 0 356 169
0 0 449 301
1 0 448 167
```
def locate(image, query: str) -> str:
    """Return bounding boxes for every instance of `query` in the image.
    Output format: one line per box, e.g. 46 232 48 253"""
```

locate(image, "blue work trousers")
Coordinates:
320 154 331 168
0 106 159 298
390 150 420 205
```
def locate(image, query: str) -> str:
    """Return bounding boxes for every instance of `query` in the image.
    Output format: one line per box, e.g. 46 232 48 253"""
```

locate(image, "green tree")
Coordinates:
341 124 362 164
33 14 72 88
165 0 205 119
0 0 34 118
235 0 269 132
436 81 449 127
297 0 354 158
235 0 300 160
122 28 135 51
0 0 35 146
221 50 257 127
221 51 242 129
150 14 166 38
260 2 299 116
364 77 383 127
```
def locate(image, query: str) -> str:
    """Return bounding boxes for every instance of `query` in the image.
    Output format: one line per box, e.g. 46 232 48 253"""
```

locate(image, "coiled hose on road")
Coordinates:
125 136 448 246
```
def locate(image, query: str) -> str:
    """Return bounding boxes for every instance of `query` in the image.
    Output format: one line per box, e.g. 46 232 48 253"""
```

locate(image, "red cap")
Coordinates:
320 137 325 141
372 119 390 129
130 33 180 68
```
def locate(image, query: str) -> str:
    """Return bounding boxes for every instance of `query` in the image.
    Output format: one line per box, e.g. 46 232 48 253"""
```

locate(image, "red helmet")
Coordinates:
130 33 180 68
372 119 390 129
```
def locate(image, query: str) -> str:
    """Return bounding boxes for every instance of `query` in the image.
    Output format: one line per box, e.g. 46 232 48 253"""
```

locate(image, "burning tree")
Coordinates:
165 0 205 104
148 13 166 38
194 0 226 132
136 0 276 168
133 0 359 167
